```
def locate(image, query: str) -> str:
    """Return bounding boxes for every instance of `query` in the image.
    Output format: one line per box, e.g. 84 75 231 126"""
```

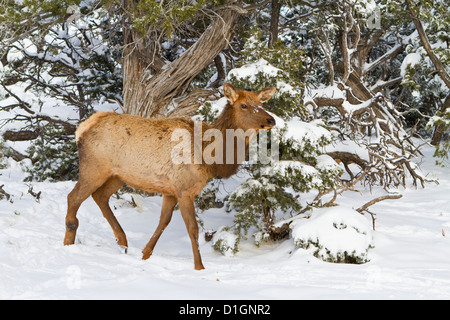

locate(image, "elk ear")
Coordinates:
223 83 239 103
257 86 276 102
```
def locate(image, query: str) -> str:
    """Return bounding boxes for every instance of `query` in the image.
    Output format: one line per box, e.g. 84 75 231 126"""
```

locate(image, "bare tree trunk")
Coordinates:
121 3 241 118
209 54 227 89
268 0 281 47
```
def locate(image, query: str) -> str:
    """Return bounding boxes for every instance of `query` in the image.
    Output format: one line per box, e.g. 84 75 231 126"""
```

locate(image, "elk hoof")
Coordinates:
142 250 152 260
119 246 128 254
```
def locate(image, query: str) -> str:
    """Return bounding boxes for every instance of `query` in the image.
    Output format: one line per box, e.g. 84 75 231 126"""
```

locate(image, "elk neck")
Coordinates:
205 103 253 179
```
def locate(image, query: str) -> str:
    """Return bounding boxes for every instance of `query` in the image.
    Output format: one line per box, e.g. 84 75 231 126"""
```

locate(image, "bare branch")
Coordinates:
243 0 271 12
371 77 403 93
356 194 403 214
364 44 404 75
316 28 334 86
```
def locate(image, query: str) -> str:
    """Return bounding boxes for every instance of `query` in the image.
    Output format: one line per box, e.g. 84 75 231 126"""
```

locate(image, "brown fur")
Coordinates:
64 83 276 270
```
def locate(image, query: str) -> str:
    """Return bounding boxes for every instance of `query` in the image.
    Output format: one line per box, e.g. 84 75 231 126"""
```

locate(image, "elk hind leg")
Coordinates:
92 176 127 251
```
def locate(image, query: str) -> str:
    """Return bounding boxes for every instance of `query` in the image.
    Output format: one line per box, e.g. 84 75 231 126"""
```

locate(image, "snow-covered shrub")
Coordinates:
212 227 239 257
0 139 12 170
24 125 78 182
428 108 450 166
227 28 306 119
195 182 225 212
197 33 344 255
292 207 374 264
228 175 302 240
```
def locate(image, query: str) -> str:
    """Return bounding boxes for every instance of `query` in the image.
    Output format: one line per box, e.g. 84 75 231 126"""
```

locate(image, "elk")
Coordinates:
64 83 276 270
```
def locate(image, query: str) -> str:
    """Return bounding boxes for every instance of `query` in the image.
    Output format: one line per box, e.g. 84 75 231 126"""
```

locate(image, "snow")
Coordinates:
342 96 375 115
211 227 238 257
270 114 332 152
307 84 346 101
285 118 331 145
228 58 281 83
315 154 341 172
325 139 371 162
291 206 373 263
0 144 449 299
400 52 422 77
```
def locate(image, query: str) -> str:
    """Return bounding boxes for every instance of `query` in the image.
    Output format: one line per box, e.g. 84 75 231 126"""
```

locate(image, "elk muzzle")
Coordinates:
261 116 276 129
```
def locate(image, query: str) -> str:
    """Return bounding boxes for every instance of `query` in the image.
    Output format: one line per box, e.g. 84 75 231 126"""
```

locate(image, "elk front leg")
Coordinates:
178 195 205 270
142 195 177 260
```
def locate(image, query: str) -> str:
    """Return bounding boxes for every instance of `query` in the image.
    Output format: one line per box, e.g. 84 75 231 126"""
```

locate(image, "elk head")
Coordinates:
223 83 276 131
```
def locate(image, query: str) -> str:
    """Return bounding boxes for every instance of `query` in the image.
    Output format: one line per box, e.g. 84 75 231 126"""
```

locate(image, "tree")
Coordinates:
1 0 122 176
404 0 449 150
121 0 242 118
405 0 450 89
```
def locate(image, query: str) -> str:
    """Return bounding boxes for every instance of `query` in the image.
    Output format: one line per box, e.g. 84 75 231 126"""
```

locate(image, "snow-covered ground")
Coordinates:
0 144 449 300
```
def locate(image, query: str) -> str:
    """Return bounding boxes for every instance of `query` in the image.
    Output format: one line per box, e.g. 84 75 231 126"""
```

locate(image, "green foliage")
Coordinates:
212 226 239 256
195 182 225 212
0 0 80 29
277 124 332 165
229 176 301 237
131 0 223 38
240 28 305 87
24 125 78 182
0 140 12 170
77 50 123 104
197 30 338 249
428 108 450 166
433 143 450 167
295 237 371 264
195 101 220 123
1 0 123 114
227 28 307 119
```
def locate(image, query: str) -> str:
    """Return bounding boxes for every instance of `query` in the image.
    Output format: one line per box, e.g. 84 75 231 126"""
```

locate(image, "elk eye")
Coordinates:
241 104 248 109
